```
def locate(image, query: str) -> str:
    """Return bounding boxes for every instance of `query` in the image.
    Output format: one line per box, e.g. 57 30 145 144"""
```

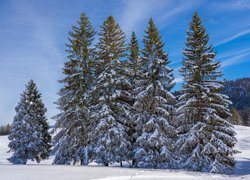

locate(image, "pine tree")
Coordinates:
133 19 177 168
176 12 237 173
52 12 95 165
126 32 141 166
8 80 51 164
129 32 140 75
90 16 131 166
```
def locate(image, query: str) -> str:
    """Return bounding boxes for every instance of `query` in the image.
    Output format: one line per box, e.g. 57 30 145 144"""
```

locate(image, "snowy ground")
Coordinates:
0 125 250 180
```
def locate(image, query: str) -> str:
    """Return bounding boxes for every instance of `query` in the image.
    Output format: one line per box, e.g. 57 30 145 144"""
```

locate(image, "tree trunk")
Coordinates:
104 162 109 166
132 159 135 167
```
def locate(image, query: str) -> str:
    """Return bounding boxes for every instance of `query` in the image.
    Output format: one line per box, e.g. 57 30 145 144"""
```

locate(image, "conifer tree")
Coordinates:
52 12 95 165
8 80 51 164
91 16 131 166
133 19 177 168
129 32 140 75
126 32 141 165
176 12 237 173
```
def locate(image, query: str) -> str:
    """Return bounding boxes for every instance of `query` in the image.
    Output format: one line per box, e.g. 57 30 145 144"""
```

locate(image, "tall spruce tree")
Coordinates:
52 12 95 165
126 32 141 166
133 19 177 168
176 12 237 173
90 16 131 166
8 80 51 164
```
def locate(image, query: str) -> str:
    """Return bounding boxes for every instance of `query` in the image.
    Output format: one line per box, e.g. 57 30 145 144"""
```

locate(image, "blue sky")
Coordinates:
0 0 250 125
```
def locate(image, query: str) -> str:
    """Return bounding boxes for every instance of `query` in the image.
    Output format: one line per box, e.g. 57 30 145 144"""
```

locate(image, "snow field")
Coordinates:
0 125 249 179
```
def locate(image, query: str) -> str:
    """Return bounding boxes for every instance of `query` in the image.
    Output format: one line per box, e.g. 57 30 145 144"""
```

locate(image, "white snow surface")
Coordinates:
0 125 249 180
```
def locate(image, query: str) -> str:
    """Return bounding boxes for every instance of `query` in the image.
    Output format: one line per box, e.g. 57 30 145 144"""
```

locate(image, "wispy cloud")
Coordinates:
220 48 250 67
118 0 166 35
218 48 250 59
215 28 250 46
214 0 250 10
118 0 200 36
159 1 201 23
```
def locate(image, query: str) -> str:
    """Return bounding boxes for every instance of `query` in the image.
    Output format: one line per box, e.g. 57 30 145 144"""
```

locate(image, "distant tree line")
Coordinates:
223 78 250 126
0 124 11 135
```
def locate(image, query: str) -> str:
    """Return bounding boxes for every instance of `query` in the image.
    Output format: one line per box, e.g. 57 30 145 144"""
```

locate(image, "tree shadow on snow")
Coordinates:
234 159 250 176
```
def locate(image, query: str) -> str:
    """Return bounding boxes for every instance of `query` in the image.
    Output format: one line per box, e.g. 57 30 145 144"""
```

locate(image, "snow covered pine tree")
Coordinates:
132 18 177 168
176 12 237 173
90 16 131 167
52 12 95 165
126 31 141 166
8 80 51 164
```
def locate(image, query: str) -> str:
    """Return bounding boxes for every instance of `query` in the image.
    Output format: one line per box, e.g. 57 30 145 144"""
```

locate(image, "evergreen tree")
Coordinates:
176 12 237 173
126 32 141 166
129 31 140 74
133 19 177 168
8 80 51 164
52 12 95 165
90 16 131 166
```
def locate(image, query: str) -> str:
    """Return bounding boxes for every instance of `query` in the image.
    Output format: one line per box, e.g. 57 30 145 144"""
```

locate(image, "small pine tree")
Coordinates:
176 12 237 173
52 12 96 165
91 16 131 166
133 19 177 168
8 80 51 164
